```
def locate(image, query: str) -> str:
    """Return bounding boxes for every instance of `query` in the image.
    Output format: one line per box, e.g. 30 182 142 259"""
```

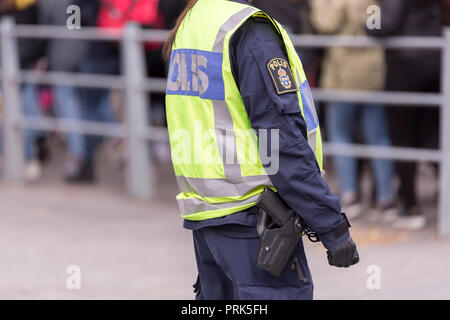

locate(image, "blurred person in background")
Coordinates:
155 0 185 113
74 0 118 183
252 0 323 87
142 0 185 164
75 0 166 182
443 0 450 25
252 0 302 34
159 0 186 29
37 0 99 183
368 0 442 230
310 0 397 220
0 0 48 182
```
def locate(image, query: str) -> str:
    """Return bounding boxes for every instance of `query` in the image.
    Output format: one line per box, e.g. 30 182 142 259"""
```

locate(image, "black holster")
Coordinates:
255 189 305 277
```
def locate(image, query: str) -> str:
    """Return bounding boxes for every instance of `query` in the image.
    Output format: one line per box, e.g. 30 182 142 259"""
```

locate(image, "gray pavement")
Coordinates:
1 180 450 300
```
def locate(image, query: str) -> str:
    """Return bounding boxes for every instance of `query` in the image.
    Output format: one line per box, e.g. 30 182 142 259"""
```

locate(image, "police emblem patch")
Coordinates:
267 58 298 95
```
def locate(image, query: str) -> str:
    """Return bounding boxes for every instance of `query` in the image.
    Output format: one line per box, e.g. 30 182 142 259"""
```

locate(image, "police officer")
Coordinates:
163 0 359 300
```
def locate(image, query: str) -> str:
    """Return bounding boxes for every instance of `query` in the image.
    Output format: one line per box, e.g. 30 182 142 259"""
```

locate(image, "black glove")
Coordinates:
327 237 359 268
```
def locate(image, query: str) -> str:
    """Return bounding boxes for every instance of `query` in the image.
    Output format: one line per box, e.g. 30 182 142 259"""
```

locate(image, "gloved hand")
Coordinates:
327 237 359 268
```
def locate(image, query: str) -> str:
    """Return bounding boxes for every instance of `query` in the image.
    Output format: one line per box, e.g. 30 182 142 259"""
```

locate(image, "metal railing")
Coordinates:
292 31 450 238
1 18 449 235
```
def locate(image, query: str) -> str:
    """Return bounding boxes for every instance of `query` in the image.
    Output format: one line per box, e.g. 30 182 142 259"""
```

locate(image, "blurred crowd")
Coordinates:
0 0 448 231
0 0 183 183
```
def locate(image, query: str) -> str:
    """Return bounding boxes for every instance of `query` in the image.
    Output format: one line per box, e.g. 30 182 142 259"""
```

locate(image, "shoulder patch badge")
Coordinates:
267 58 298 95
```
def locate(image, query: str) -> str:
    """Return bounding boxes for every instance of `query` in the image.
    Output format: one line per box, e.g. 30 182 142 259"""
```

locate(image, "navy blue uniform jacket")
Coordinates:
184 0 349 250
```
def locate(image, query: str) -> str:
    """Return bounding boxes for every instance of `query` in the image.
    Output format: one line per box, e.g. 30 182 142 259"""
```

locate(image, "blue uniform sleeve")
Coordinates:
230 18 350 249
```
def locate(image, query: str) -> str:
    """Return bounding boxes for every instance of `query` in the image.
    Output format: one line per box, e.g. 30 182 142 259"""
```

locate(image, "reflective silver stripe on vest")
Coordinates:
178 193 261 216
211 7 257 179
308 129 317 154
212 7 256 53
176 175 273 198
212 100 242 178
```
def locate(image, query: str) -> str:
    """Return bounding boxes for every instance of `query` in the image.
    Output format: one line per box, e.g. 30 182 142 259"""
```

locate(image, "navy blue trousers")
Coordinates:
192 224 314 300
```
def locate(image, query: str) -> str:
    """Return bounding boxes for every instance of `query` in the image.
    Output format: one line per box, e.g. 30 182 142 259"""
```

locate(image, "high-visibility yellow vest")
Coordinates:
166 0 323 221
